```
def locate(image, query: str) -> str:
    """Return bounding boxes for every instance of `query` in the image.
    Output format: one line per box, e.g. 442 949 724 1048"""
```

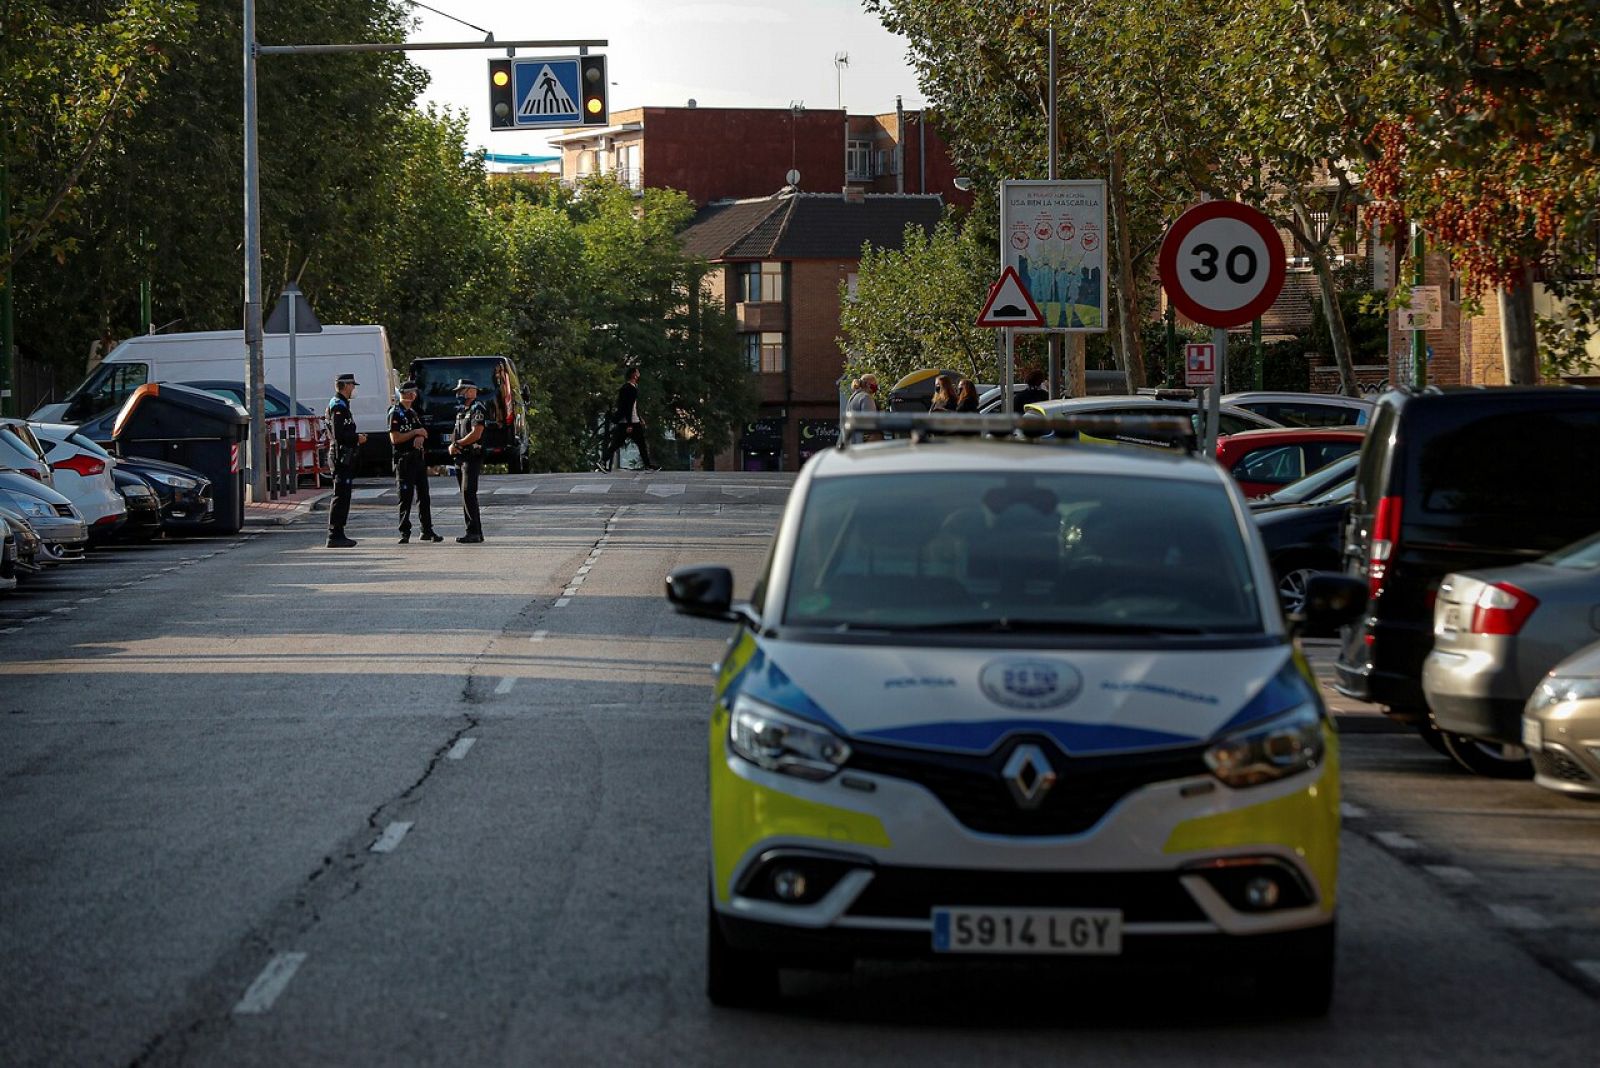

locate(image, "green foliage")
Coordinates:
1311 290 1387 365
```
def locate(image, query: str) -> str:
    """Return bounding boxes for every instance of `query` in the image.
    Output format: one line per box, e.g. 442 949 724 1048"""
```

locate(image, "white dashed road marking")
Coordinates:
1489 904 1552 930
1424 865 1480 887
576 565 592 575
76 597 102 605
494 485 538 495
1 627 19 635
645 483 685 497
570 483 611 495
447 738 477 760
353 488 387 501
568 574 586 587
371 821 414 853
233 952 308 1015
1340 803 1368 819
529 630 548 643
721 487 757 498
1373 831 1419 851
494 677 517 695
554 597 571 608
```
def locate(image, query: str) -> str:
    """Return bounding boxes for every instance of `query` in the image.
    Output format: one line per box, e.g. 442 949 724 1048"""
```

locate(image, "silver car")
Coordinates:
0 472 88 561
1423 531 1600 777
1523 640 1600 799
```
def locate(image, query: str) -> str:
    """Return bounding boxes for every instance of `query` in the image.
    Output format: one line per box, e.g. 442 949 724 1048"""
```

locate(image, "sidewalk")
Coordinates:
245 485 332 526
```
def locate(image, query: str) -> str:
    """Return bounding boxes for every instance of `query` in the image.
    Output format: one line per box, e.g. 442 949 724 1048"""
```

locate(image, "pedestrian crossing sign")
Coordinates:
510 57 584 128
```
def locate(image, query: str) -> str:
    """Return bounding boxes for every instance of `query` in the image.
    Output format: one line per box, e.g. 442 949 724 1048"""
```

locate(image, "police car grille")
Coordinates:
845 736 1209 837
1531 748 1593 784
846 866 1205 922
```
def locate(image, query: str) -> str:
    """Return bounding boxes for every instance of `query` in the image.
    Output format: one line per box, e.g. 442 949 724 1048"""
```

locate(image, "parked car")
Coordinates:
1422 531 1600 777
0 471 88 560
0 417 54 486
1254 478 1355 616
1025 396 1282 439
1 522 15 593
1336 387 1600 760
1216 427 1365 498
29 422 126 541
112 466 164 541
1223 391 1373 428
408 355 531 472
0 503 46 573
72 380 309 446
114 455 215 534
1523 639 1600 799
1250 454 1358 511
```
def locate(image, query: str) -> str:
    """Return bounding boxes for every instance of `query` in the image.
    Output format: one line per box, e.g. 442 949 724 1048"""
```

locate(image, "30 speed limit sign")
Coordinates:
1158 201 1286 329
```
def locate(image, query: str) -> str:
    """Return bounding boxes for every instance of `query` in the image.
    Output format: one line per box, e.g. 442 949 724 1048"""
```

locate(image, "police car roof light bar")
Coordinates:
839 412 1200 453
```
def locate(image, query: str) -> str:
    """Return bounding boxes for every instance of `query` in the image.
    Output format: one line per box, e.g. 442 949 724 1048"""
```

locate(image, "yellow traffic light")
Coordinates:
492 69 510 88
586 98 603 115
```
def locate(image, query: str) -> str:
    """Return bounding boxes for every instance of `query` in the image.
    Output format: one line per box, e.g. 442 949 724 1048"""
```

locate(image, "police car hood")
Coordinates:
737 638 1307 754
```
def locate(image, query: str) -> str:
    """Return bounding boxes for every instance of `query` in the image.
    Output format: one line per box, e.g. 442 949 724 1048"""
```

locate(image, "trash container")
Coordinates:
111 383 249 534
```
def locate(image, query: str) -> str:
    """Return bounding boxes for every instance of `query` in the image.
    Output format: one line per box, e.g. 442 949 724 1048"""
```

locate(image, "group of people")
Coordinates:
844 367 1052 426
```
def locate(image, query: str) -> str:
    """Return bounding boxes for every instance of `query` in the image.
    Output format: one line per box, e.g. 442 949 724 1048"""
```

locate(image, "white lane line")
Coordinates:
49 607 74 615
141 573 161 580
76 597 103 605
528 630 549 643
353 488 388 500
1489 904 1552 930
1424 865 1480 887
1 626 19 634
1576 960 1600 984
568 574 586 586
494 677 517 695
160 566 180 572
493 485 538 495
554 597 571 608
447 738 477 760
576 565 592 575
1339 803 1368 819
23 616 49 625
370 821 414 854
562 587 580 597
233 952 308 1015
570 483 612 495
645 483 686 497
721 487 758 498
1373 831 1419 851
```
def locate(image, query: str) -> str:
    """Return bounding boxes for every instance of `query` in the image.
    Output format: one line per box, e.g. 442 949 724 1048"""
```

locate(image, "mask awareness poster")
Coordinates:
1000 180 1108 332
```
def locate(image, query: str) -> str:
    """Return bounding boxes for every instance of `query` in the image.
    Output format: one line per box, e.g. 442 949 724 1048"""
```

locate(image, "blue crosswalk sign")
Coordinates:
512 58 583 128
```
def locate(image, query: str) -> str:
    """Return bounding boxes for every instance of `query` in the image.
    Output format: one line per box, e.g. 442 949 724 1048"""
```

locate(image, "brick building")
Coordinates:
678 189 945 470
549 103 969 206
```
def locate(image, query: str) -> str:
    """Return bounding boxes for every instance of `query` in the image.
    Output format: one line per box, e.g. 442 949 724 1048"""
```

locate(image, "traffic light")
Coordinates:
488 59 514 130
580 55 608 126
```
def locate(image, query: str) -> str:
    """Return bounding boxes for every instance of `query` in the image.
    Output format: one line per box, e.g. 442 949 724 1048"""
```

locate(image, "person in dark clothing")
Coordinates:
955 379 981 413
326 372 367 548
448 379 487 543
603 367 660 472
389 380 442 545
1013 367 1050 412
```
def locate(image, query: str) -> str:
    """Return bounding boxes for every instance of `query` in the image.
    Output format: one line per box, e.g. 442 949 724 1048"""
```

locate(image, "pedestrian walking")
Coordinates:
1014 367 1049 412
846 374 878 443
389 380 442 545
449 379 487 543
326 372 367 548
603 367 660 472
929 375 957 413
955 379 981 413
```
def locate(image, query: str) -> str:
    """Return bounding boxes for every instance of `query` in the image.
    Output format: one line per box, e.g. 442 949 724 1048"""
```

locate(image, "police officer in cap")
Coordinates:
448 378 486 543
326 372 367 548
389 380 442 544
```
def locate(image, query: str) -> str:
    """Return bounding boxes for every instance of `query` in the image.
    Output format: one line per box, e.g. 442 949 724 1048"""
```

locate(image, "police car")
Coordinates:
667 412 1367 1015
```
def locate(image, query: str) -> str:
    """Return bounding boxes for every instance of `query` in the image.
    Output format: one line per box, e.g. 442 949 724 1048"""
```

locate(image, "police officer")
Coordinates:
326 372 367 548
448 378 486 543
389 380 442 544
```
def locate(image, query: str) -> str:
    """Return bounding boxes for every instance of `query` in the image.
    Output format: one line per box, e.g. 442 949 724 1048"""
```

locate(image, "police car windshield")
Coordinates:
412 360 499 421
784 472 1262 635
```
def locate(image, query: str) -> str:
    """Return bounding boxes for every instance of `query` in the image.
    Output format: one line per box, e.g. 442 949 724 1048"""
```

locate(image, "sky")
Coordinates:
402 0 926 156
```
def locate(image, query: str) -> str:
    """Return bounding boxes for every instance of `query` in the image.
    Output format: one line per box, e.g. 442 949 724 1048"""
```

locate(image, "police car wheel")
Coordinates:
706 897 780 1008
1256 922 1335 1018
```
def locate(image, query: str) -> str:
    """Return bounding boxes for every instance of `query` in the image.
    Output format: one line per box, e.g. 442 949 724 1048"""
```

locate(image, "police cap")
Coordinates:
336 373 360 387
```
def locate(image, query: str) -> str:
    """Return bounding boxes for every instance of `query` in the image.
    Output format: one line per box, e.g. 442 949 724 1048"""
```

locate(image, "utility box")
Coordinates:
111 383 249 534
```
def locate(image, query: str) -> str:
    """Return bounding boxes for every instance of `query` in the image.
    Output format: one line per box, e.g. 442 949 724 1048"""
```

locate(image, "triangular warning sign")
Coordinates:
519 65 578 117
976 265 1045 327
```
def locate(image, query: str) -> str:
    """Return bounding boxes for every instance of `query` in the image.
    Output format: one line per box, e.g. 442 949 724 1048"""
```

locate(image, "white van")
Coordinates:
35 326 398 440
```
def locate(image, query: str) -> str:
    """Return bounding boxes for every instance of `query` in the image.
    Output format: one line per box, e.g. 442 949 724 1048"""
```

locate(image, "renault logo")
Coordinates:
1001 744 1057 809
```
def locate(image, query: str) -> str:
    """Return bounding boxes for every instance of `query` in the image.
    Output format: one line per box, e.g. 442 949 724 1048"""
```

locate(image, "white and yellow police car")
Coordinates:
667 412 1367 1015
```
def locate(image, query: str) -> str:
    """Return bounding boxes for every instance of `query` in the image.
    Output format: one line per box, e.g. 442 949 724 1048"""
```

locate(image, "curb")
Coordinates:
245 490 335 526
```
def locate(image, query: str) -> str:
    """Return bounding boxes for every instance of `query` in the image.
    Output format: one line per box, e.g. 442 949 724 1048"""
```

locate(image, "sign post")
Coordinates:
976 265 1046 414
1158 201 1286 456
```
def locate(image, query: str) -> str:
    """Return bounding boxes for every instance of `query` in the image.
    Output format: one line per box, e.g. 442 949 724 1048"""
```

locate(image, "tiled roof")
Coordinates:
678 191 945 261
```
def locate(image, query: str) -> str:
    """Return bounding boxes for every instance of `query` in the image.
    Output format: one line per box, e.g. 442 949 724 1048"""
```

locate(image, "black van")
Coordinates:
408 357 531 472
1336 387 1600 730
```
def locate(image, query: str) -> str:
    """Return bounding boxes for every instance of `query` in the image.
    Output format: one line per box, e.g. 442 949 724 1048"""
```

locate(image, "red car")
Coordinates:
1215 427 1366 498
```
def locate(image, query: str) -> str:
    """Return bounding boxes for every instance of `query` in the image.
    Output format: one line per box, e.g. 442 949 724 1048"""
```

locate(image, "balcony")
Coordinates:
736 302 786 332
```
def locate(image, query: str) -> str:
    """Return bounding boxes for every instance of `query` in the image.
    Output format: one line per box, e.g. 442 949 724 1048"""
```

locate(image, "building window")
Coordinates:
847 140 875 181
738 261 784 303
742 332 786 373
846 272 859 302
617 143 641 190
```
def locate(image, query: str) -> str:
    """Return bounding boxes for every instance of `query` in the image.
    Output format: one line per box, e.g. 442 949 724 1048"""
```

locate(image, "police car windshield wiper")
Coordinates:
877 618 1208 635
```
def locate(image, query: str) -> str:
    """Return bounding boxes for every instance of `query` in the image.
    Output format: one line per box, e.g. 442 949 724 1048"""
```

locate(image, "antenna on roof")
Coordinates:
834 52 849 110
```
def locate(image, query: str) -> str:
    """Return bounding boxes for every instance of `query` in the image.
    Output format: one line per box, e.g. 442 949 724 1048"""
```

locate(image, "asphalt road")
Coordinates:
2 473 1597 1065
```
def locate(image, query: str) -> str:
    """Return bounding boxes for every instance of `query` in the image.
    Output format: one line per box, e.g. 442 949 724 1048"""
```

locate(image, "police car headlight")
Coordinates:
1204 703 1324 788
729 695 851 781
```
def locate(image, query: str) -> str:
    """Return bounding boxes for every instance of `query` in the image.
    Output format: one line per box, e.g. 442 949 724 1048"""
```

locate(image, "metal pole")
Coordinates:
1411 222 1426 387
0 156 14 417
1003 329 1015 415
1251 317 1263 390
139 230 151 334
243 0 267 503
1046 22 1062 398
1206 328 1226 456
256 38 607 56
287 282 298 418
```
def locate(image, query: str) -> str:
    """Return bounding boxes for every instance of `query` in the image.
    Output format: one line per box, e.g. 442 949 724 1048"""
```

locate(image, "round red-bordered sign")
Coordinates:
1158 201 1286 329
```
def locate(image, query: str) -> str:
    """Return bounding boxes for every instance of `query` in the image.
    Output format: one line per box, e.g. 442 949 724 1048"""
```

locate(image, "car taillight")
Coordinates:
1367 495 1402 599
1469 582 1540 636
21 467 45 481
51 454 105 477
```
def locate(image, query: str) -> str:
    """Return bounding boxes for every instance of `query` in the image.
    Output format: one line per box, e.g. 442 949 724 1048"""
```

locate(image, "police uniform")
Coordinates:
452 379 487 542
326 374 361 547
390 382 440 544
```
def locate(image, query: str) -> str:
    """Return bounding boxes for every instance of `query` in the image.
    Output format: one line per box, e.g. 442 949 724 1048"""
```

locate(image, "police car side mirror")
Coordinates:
666 565 758 626
1293 573 1368 631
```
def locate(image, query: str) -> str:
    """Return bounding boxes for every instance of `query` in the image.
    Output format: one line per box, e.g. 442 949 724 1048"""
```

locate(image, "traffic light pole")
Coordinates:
240 3 604 499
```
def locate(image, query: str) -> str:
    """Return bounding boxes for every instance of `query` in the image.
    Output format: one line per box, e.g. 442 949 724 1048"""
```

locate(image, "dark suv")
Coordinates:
1336 387 1600 734
408 356 531 472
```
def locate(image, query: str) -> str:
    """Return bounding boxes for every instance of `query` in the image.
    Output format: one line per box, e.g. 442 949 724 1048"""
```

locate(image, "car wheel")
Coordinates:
1257 922 1335 1018
706 895 779 1008
1274 565 1320 616
1439 732 1534 779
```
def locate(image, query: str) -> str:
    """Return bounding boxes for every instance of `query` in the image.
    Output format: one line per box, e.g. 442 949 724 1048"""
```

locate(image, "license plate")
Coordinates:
205 499 214 514
441 432 453 443
1522 717 1542 749
932 908 1122 955
1442 605 1461 633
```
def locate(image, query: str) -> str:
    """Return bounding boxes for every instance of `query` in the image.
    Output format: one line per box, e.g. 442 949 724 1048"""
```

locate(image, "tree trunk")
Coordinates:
1499 265 1539 384
1108 147 1146 389
1306 245 1361 397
